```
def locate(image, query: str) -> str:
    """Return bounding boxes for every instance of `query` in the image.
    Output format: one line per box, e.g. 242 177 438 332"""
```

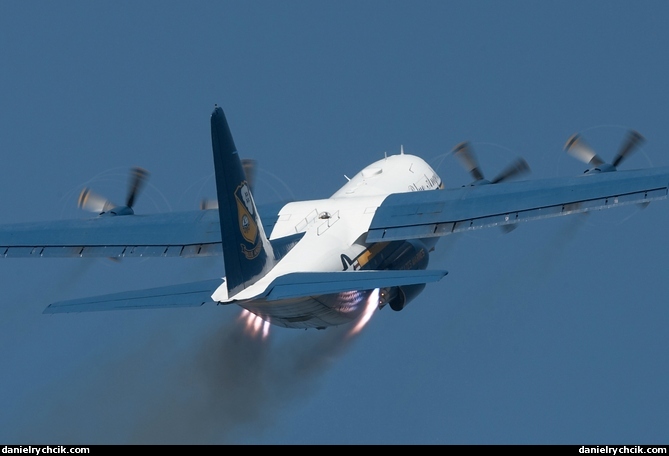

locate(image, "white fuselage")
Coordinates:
212 153 442 303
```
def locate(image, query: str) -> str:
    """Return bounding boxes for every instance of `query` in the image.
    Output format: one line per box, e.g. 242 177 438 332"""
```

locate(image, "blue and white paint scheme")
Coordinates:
1 106 668 329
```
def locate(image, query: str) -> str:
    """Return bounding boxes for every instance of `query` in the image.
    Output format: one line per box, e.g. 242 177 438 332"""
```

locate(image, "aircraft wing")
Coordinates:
44 278 223 313
367 167 669 242
0 202 284 258
260 269 448 301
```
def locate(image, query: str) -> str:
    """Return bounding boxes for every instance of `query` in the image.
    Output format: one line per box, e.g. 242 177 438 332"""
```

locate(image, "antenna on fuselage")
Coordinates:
400 145 405 155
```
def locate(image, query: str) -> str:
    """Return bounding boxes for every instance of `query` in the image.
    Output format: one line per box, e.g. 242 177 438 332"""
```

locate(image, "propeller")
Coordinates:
125 167 149 208
78 167 150 215
77 188 116 213
612 130 645 168
564 130 644 171
200 158 258 210
563 134 605 167
452 142 484 181
200 199 218 210
490 158 531 184
452 141 530 185
242 158 257 193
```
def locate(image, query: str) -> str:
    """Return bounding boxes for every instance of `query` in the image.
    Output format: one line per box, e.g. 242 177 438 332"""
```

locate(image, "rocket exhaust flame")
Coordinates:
347 288 380 337
239 309 270 340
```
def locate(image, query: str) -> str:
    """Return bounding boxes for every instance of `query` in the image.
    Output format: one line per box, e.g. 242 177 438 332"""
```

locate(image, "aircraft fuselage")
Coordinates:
213 153 444 329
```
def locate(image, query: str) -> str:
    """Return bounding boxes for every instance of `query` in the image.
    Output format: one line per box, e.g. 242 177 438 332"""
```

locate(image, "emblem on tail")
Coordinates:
235 182 262 259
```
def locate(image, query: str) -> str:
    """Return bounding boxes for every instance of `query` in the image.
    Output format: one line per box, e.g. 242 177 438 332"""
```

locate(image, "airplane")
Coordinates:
1 106 668 331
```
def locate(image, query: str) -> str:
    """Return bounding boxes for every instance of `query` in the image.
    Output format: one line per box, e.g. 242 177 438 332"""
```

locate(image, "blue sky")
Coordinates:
1 1 669 444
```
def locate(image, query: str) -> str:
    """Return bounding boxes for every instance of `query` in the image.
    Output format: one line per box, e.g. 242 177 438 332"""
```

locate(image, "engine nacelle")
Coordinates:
380 283 427 311
377 239 430 311
377 239 429 271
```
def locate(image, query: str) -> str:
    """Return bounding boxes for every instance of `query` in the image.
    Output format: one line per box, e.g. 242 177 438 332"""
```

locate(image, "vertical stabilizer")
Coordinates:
210 106 276 297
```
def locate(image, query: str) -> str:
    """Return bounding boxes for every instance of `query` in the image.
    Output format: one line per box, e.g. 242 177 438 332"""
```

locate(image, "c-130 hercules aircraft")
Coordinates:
1 106 667 330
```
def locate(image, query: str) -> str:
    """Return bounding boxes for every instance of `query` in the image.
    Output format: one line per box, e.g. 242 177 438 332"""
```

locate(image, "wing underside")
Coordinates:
0 202 284 258
0 210 222 258
367 167 669 242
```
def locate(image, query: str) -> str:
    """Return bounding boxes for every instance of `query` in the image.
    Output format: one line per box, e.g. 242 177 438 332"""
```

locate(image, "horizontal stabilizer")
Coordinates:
261 269 448 301
44 278 223 314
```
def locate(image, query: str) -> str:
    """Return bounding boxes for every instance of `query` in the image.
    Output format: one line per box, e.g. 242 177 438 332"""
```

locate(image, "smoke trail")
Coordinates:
128 313 359 444
43 259 97 300
124 318 265 443
5 307 363 444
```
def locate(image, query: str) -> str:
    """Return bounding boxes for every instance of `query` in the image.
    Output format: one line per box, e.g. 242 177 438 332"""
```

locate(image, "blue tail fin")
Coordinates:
210 106 276 297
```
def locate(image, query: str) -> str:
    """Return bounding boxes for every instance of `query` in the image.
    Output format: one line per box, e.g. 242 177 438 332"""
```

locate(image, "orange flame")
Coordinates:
347 288 379 337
